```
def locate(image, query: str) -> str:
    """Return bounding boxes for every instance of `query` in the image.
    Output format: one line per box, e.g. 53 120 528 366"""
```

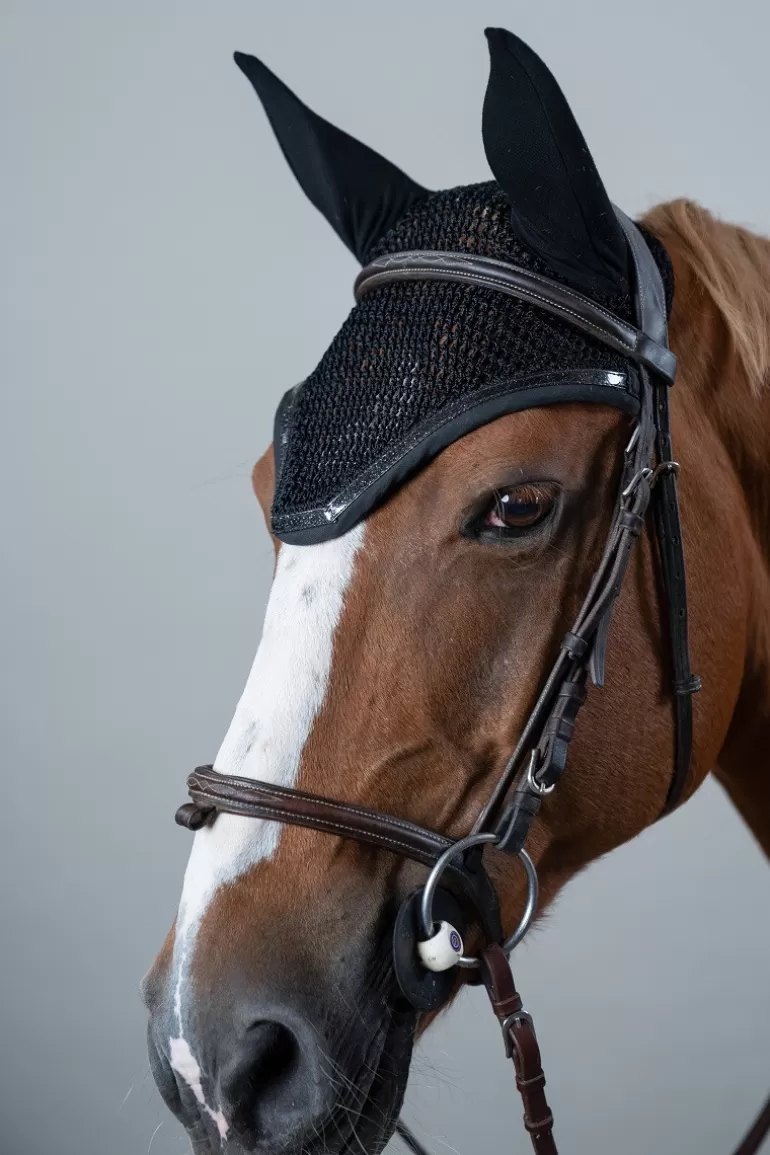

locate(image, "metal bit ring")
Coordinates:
419 833 539 969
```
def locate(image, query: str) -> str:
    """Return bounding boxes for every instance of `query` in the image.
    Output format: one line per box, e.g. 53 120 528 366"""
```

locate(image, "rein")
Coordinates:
175 213 770 1154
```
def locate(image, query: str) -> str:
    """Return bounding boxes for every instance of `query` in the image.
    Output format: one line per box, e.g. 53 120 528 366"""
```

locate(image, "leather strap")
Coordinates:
355 250 677 384
475 422 657 847
480 945 557 1155
615 211 701 813
732 1094 770 1155
177 766 503 944
178 765 454 867
654 379 701 812
395 1121 432 1155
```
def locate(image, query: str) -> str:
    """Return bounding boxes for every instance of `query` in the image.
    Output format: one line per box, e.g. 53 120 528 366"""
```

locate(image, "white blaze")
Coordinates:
178 524 365 935
169 524 365 1127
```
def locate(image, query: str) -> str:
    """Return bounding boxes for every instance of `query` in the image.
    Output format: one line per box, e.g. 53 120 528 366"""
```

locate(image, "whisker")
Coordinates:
430 1135 464 1155
118 1082 135 1112
147 1122 164 1155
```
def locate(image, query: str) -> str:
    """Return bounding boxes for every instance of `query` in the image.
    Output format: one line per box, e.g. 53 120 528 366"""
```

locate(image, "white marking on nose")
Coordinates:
169 943 230 1139
169 1036 230 1140
168 525 365 1098
178 524 365 936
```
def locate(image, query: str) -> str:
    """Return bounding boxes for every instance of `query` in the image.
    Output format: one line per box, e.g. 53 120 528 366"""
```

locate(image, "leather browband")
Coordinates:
354 250 678 385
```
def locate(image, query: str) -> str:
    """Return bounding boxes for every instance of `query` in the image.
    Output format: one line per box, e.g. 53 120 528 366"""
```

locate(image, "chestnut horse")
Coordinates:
143 30 770 1155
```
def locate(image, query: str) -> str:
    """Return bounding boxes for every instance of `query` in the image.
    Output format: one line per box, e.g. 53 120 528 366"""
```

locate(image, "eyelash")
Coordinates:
463 483 557 543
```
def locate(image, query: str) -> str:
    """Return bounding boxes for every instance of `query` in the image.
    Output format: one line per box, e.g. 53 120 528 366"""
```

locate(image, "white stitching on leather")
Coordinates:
373 251 635 329
189 794 440 860
359 266 637 353
188 773 451 848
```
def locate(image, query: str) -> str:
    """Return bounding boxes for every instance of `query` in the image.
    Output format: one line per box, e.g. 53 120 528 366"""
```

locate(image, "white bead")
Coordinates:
417 920 464 972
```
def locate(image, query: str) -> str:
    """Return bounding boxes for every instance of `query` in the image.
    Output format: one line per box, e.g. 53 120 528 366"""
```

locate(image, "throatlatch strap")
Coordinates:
614 209 700 814
652 375 701 812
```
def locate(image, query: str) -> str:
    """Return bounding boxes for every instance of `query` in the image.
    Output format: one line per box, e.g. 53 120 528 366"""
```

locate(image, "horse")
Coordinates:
142 26 770 1155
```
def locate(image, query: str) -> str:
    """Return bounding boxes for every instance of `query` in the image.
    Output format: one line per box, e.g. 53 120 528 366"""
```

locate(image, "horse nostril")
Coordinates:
246 1019 300 1096
220 1014 331 1145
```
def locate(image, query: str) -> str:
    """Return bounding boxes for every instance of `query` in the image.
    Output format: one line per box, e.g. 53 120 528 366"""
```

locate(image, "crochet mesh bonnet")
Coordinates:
234 29 673 544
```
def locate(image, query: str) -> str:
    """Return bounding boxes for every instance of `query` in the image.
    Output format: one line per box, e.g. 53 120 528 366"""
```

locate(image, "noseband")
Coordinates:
174 214 768 1153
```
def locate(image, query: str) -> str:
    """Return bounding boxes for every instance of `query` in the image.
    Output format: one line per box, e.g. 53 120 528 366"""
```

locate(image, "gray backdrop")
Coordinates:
2 2 769 1153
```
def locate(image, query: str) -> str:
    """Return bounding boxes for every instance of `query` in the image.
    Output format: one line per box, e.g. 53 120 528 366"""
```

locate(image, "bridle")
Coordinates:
174 211 770 1154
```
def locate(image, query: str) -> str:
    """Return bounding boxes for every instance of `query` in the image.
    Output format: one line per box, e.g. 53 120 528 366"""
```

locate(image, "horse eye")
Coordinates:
483 486 554 532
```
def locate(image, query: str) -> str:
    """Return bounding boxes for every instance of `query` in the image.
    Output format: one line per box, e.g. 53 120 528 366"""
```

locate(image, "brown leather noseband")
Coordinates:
175 213 770 1154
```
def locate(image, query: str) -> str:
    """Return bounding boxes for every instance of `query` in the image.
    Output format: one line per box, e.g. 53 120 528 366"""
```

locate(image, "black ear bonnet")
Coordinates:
235 30 674 545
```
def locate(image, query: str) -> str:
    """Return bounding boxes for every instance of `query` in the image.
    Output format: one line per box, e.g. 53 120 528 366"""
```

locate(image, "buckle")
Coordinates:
501 1009 535 1058
525 749 555 796
621 466 653 503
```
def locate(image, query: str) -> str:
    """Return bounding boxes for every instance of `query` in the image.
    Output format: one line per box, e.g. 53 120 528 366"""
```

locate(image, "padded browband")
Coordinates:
354 250 677 385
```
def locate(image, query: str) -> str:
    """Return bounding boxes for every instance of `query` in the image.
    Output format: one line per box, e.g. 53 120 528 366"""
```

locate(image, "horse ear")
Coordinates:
482 28 628 297
234 52 429 263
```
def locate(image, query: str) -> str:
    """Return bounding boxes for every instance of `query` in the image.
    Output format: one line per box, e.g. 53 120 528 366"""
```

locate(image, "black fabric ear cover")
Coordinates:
234 51 429 263
482 28 629 298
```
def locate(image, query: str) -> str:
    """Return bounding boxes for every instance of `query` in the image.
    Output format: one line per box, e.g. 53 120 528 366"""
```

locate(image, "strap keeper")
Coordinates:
561 631 588 659
674 674 702 695
523 1112 555 1136
618 509 645 536
516 1070 546 1091
556 680 588 703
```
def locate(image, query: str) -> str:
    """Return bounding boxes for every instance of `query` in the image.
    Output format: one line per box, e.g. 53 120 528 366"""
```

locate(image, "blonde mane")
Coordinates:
644 199 770 395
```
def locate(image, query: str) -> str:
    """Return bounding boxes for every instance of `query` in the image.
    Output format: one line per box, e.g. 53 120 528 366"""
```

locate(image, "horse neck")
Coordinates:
705 358 770 564
711 358 770 565
649 201 770 551
661 204 770 854
709 375 770 857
